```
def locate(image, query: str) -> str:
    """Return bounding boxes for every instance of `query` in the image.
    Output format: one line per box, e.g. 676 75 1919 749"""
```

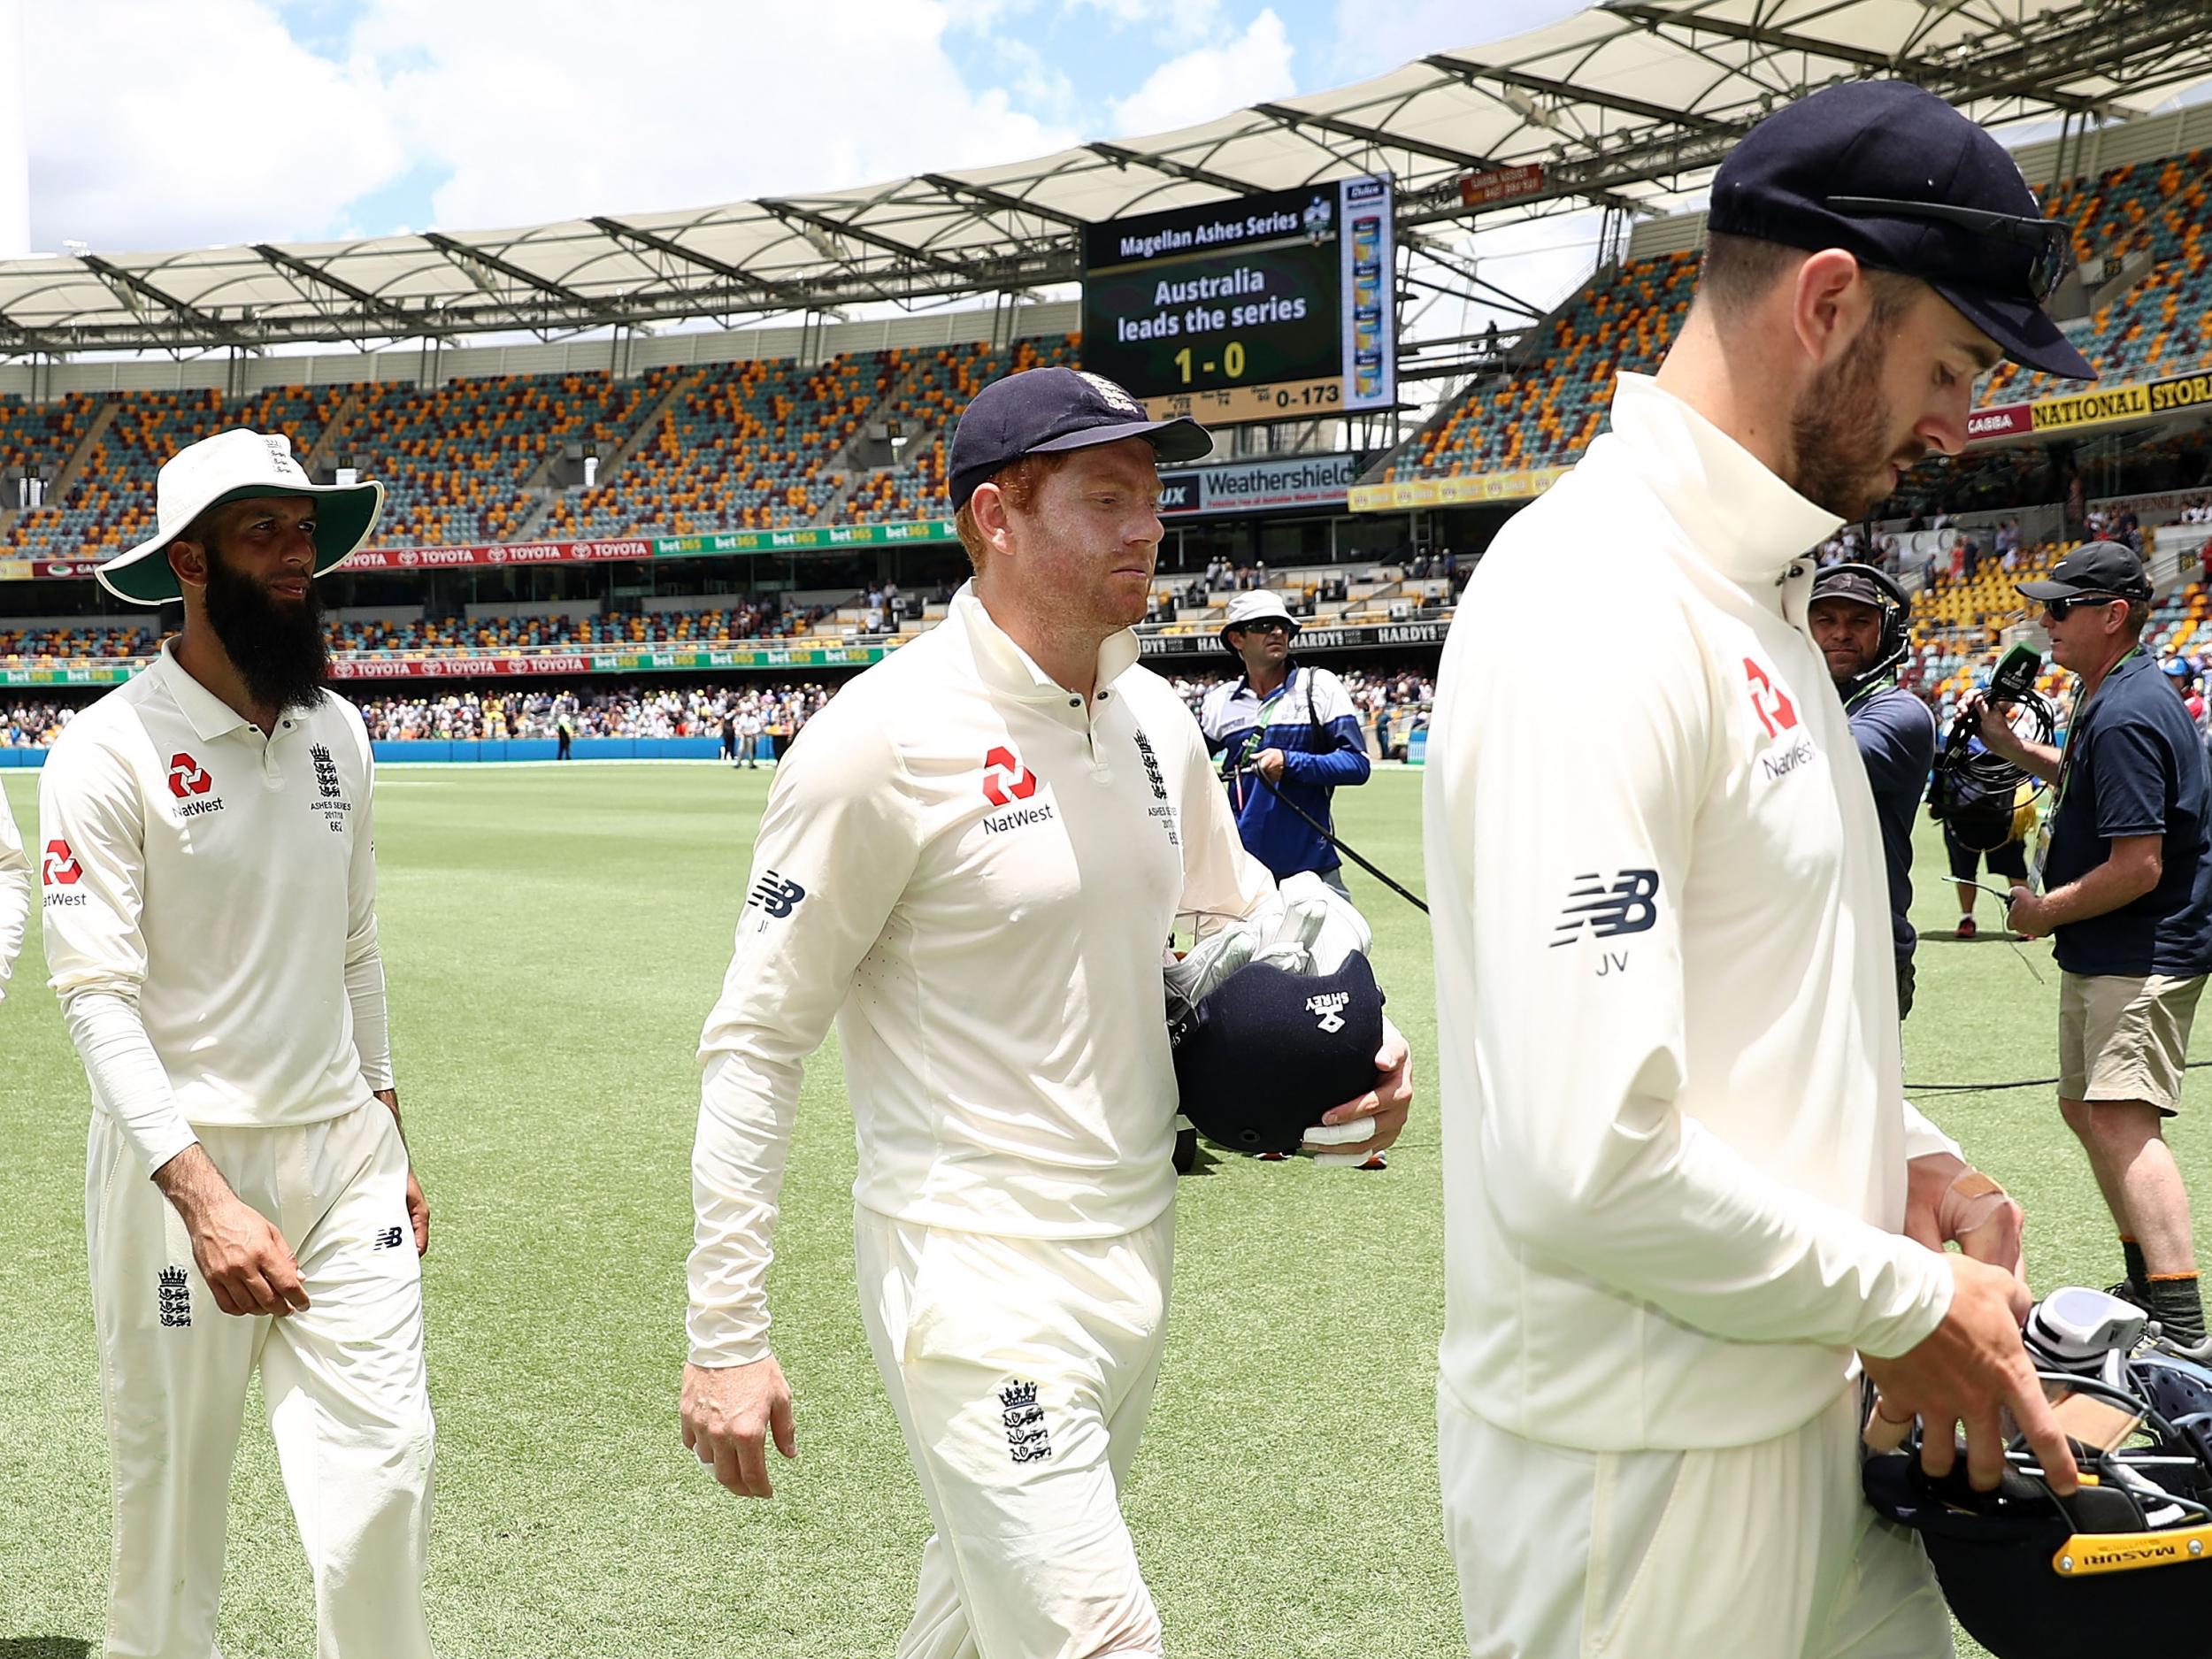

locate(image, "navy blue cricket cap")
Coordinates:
2017 539 2152 603
947 366 1213 512
1708 80 2094 380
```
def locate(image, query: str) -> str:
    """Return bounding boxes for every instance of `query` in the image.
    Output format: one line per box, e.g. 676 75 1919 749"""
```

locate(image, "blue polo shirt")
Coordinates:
1846 683 1936 965
2044 650 2212 978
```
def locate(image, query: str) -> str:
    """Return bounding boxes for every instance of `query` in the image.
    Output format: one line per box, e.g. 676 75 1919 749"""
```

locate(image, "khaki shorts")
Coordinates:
2059 971 2208 1113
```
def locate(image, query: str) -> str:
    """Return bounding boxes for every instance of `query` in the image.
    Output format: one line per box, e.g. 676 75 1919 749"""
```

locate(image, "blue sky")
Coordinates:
13 0 1589 254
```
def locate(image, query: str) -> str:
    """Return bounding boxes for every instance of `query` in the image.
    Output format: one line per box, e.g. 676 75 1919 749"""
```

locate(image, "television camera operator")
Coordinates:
1971 540 2212 1343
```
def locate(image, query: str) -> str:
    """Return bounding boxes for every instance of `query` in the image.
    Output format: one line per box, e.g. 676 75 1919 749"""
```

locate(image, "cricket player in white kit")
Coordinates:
681 366 1411 1659
42 429 434 1659
1425 84 2091 1658
0 777 28 997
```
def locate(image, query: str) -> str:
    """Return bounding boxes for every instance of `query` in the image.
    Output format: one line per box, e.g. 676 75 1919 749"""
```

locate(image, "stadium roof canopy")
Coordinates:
4 0 2208 357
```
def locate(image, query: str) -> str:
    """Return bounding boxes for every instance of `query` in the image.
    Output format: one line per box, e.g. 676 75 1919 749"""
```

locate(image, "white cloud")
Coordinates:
24 0 404 251
989 37 1082 133
352 0 1082 231
21 0 1087 255
1067 0 1220 31
1108 6 1294 139
1327 0 1586 82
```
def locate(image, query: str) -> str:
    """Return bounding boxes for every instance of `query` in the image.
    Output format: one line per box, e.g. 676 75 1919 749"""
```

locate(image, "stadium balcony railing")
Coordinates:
1142 563 1460 640
0 570 1470 677
331 605 781 656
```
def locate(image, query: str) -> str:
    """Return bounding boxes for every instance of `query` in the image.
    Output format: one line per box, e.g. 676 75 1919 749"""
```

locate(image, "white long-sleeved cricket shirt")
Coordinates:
0 781 28 1000
1424 373 1958 1452
688 585 1276 1367
39 643 391 1176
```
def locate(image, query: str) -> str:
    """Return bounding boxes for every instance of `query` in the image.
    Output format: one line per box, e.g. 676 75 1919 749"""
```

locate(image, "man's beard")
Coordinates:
204 549 332 713
1825 649 1877 687
1787 327 1920 521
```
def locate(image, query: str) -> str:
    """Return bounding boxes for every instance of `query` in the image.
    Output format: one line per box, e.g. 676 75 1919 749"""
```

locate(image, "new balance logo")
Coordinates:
157 1265 191 1327
745 870 807 920
1000 1379 1052 1464
1306 991 1351 1033
1551 869 1661 946
373 1226 405 1251
167 753 213 799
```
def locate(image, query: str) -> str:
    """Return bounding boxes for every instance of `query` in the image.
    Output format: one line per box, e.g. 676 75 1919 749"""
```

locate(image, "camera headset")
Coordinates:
1810 562 1913 710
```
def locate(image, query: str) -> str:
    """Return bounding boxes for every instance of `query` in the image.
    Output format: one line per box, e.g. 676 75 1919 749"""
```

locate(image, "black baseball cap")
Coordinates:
1708 81 2093 380
2017 540 2152 603
947 366 1213 511
1810 566 1886 609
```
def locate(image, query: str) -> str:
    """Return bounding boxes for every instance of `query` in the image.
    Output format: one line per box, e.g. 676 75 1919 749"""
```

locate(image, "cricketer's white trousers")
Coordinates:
87 1100 435 1659
856 1206 1173 1659
1439 1384 1953 1659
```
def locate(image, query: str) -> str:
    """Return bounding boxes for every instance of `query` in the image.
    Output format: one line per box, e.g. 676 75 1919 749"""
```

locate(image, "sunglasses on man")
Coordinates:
2041 593 2130 622
1826 196 2074 303
1233 619 1293 635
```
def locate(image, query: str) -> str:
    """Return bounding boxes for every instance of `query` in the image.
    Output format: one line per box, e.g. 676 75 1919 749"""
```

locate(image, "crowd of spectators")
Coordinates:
6 661 1439 757
1164 662 1437 758
1 700 73 747
352 682 837 743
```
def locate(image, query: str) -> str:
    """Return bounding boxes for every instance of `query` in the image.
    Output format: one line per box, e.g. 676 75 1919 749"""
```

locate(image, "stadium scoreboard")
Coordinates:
1079 173 1395 426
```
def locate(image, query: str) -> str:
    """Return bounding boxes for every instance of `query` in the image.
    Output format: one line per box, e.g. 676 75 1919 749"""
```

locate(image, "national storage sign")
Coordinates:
1157 452 1360 518
1991 369 2212 438
2027 369 2212 431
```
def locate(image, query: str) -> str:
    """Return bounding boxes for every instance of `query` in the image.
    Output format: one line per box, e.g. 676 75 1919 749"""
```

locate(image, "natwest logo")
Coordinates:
1742 657 1799 741
167 753 213 799
981 746 1040 808
42 838 81 886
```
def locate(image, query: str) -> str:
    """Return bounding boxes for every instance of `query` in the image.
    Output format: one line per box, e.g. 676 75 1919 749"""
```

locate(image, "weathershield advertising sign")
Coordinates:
1156 452 1360 517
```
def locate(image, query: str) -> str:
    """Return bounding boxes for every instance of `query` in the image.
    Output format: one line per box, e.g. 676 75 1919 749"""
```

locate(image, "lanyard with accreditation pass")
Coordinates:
2032 647 2140 887
1232 672 1302 812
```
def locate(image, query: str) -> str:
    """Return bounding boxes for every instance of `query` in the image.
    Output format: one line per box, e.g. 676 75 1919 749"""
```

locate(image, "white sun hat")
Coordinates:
1217 588 1301 650
96 427 384 606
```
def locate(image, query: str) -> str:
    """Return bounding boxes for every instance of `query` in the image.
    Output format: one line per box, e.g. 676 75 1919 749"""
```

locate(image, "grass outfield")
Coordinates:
1 760 2206 1658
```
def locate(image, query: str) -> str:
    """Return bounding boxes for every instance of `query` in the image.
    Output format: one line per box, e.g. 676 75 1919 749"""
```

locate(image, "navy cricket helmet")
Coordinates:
1863 1289 2212 1657
1170 952 1385 1156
